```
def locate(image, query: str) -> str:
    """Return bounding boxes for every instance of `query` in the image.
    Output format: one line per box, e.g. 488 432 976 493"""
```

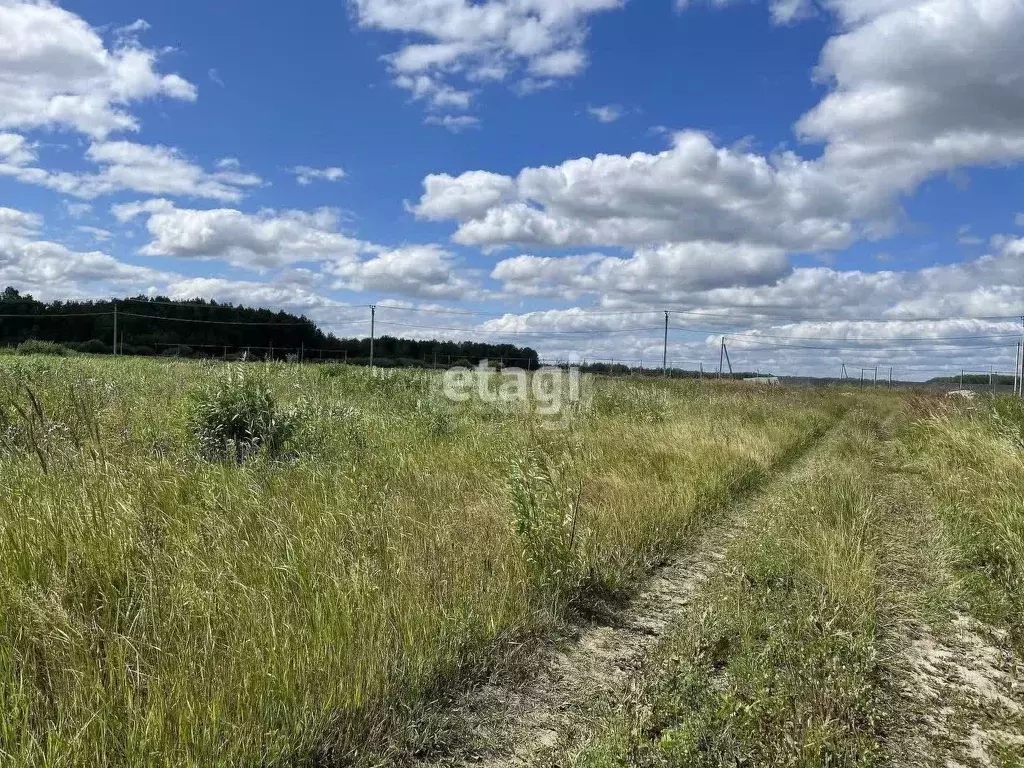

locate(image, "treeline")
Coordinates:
579 361 765 379
0 288 540 368
928 373 1016 386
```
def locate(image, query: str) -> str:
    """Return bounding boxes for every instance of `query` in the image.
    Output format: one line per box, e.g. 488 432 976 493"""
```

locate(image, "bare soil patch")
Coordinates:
898 615 1024 767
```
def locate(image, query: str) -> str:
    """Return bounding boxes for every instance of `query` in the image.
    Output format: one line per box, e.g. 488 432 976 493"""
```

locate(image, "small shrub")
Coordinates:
16 339 68 356
507 444 588 596
187 368 304 462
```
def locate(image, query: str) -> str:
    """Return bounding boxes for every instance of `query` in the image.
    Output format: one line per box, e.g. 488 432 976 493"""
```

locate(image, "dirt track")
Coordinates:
420 425 840 768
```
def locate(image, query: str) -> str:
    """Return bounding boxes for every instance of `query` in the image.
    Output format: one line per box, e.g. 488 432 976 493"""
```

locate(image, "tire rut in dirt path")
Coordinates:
419 422 843 768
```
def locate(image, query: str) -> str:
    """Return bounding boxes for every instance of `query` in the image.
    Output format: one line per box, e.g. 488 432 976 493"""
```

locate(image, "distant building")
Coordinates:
743 376 780 385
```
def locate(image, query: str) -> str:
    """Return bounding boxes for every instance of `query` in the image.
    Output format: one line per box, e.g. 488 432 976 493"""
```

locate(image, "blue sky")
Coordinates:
0 0 1022 378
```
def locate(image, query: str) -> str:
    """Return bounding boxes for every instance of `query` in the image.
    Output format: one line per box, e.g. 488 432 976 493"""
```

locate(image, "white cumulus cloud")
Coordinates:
493 242 793 300
113 200 371 270
414 131 864 252
0 205 169 298
0 0 196 139
327 244 476 299
0 140 263 201
350 0 624 114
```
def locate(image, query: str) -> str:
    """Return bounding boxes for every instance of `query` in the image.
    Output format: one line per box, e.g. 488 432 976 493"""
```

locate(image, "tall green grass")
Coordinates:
0 357 835 766
906 395 1024 648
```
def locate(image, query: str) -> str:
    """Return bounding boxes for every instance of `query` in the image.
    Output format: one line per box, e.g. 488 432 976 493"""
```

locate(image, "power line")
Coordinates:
378 305 664 318
376 320 666 337
119 311 311 325
666 307 1024 322
728 339 1013 354
116 297 370 312
726 331 1022 343
0 311 113 318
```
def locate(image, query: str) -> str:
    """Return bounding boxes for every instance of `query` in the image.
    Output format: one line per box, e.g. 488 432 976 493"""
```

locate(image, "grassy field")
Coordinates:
2 357 1021 766
0 356 842 767
571 393 1024 768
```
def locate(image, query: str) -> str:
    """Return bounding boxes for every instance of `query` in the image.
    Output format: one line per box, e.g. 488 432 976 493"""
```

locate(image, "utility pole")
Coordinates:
663 311 669 376
1015 317 1024 399
112 300 118 357
719 337 725 379
369 304 376 371
888 366 893 389
1015 340 1021 396
841 363 847 381
860 369 864 388
873 367 878 387
723 341 733 377
960 369 964 390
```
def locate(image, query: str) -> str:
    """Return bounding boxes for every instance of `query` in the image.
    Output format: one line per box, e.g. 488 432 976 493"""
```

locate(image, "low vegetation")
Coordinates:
15 339 68 356
0 356 836 766
906 396 1024 650
572 393 1024 768
2 356 1020 767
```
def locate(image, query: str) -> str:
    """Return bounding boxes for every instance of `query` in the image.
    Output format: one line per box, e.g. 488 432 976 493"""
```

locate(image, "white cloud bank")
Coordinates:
493 242 792 299
0 0 195 139
112 200 476 300
412 0 1024 307
0 204 168 298
0 138 263 202
415 131 864 252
